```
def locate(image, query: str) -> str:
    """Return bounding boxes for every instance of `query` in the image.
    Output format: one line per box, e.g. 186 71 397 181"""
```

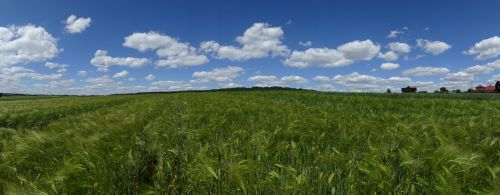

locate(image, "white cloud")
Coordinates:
113 70 129 78
403 66 450 76
192 66 244 83
123 31 172 52
44 62 67 69
440 72 475 90
388 42 411 53
145 74 156 81
333 72 388 91
378 51 398 61
248 75 308 87
77 70 87 77
281 75 308 84
284 39 380 68
313 83 336 91
128 77 136 81
82 75 124 95
387 76 413 84
464 65 495 74
387 30 403 38
313 75 330 82
0 25 60 66
200 23 289 61
221 82 242 88
90 50 150 72
85 75 115 84
299 41 312 47
463 59 500 74
124 32 208 68
0 27 13 42
380 63 400 70
150 80 193 91
442 72 474 82
337 40 381 61
377 42 411 61
44 62 68 73
34 79 75 90
248 75 281 87
248 75 278 83
284 48 350 68
0 65 63 86
416 39 451 55
488 74 500 83
333 72 434 92
65 15 91 34
464 36 500 60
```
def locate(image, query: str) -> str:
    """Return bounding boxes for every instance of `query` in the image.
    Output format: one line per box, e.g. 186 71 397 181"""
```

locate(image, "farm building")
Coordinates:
401 86 417 93
475 85 496 93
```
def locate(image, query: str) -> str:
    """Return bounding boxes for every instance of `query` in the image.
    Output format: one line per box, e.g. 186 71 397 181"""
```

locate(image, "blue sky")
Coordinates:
1 0 500 94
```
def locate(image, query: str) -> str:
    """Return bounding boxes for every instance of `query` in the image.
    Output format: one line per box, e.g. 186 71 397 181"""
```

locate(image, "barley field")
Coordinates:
0 90 499 194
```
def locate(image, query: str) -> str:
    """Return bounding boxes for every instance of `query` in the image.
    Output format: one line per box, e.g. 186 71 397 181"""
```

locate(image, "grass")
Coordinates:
0 90 499 194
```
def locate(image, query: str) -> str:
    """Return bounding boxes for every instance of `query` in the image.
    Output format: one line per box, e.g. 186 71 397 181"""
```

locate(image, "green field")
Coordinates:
1 90 499 194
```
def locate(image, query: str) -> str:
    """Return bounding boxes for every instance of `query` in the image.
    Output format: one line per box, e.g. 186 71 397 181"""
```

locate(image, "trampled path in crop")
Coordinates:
1 90 499 194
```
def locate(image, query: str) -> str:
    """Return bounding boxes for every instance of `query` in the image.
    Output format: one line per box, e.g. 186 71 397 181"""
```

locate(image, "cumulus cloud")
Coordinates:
44 62 67 69
34 79 75 91
313 75 330 82
378 51 398 61
440 72 475 90
281 75 308 84
113 70 129 78
313 83 336 91
380 63 400 70
333 72 434 92
90 50 150 72
82 75 124 95
44 62 68 74
464 36 500 60
85 75 115 84
388 42 411 53
221 82 242 88
333 72 388 91
488 74 500 83
200 23 289 61
192 66 244 83
416 39 451 55
403 66 450 76
463 59 500 74
124 32 208 68
0 25 60 66
378 42 411 61
145 74 156 81
248 75 281 87
284 40 380 68
65 15 91 34
150 80 193 91
0 65 63 83
247 75 308 87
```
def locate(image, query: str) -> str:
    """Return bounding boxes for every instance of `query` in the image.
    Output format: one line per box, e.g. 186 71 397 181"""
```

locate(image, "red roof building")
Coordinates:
475 85 496 93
